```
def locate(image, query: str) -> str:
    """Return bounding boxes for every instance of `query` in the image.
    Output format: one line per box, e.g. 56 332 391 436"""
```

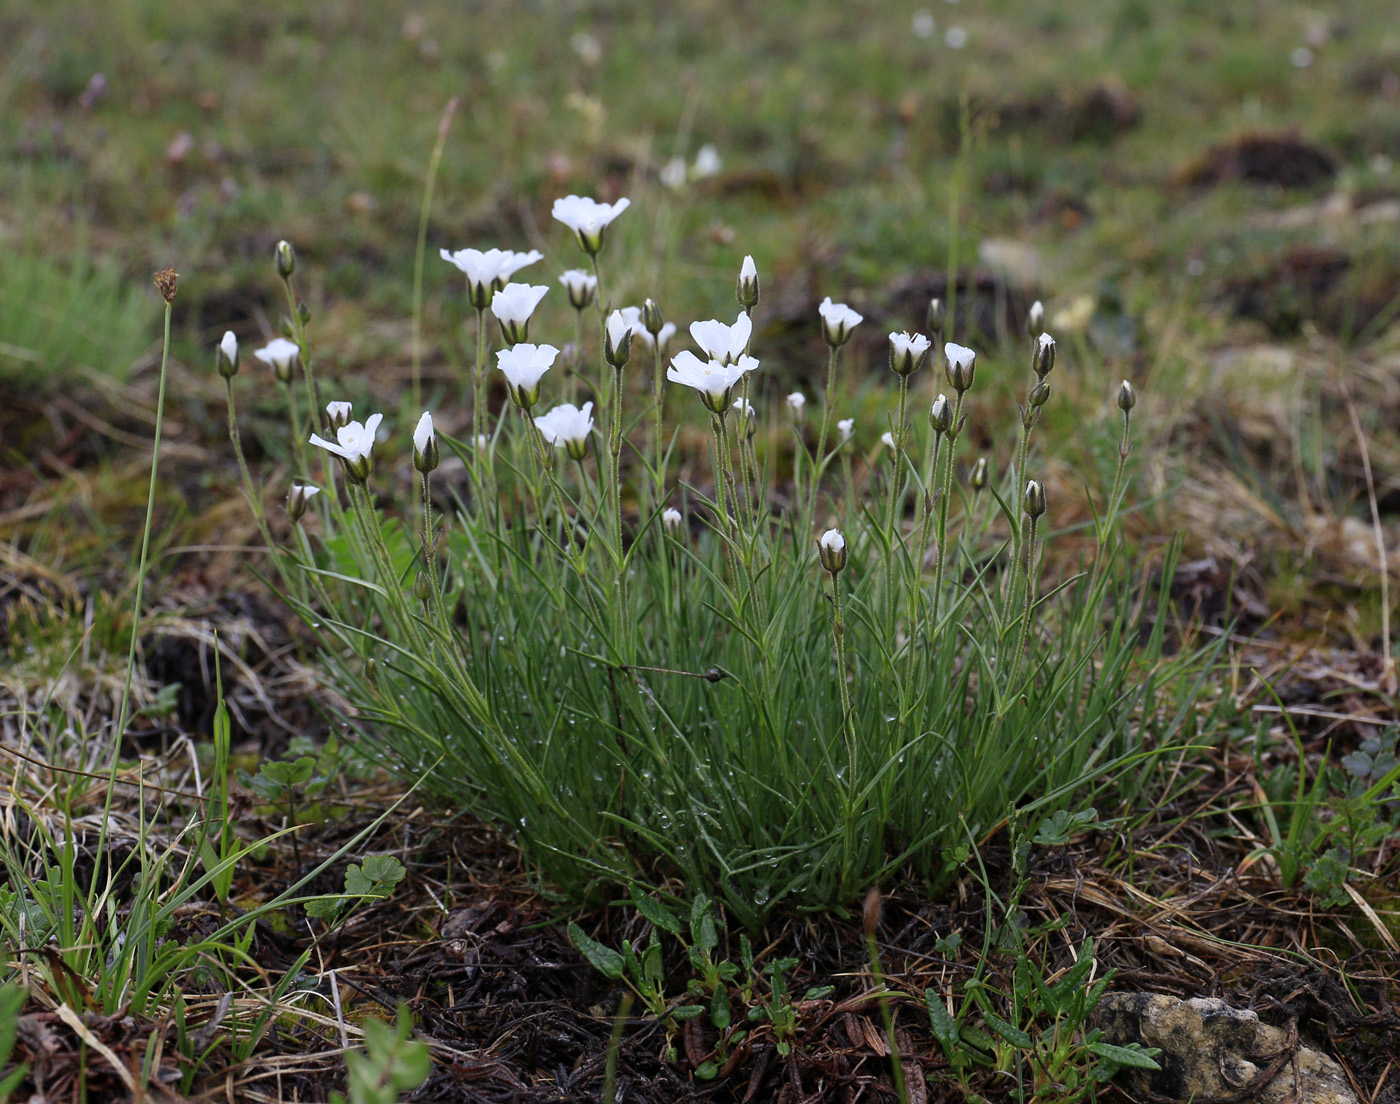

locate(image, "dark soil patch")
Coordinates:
1176 131 1338 190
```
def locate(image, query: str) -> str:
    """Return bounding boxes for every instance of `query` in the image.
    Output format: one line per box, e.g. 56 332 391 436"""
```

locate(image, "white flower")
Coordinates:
491 282 550 343
692 144 722 179
474 434 490 450
818 527 847 573
254 337 300 383
442 248 543 308
496 343 560 408
309 412 383 482
559 268 597 310
732 397 756 420
838 417 855 442
740 255 757 282
667 350 758 413
219 330 238 363
786 391 807 423
819 297 863 347
659 156 687 191
326 401 353 429
663 507 683 531
534 401 594 460
552 194 631 255
888 331 932 376
689 313 753 366
944 342 977 392
881 431 897 449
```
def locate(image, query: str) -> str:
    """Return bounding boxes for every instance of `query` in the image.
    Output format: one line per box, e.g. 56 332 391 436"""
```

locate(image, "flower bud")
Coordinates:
1028 380 1052 408
413 411 439 473
929 393 951 435
731 398 757 439
970 456 988 490
276 239 296 279
944 343 977 394
216 331 239 379
604 310 634 368
737 255 759 309
286 482 320 522
786 391 807 426
1023 479 1046 519
475 434 490 450
1033 332 1055 378
926 297 945 336
1117 380 1137 412
280 314 296 339
413 571 433 603
663 507 683 532
327 401 353 430
838 417 855 443
1027 299 1044 336
643 298 665 336
818 528 847 574
297 300 311 326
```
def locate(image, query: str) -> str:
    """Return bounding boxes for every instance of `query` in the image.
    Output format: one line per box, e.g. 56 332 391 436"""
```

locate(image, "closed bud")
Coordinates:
929 393 951 434
297 300 311 326
413 411 440 473
1023 479 1046 519
926 297 945 336
216 330 239 379
280 313 296 339
276 239 296 279
1027 299 1044 336
971 456 988 490
1032 332 1055 378
413 571 433 603
1117 379 1137 412
818 528 847 574
737 255 760 309
1029 379 1052 408
643 298 665 336
286 482 320 522
604 310 634 368
944 343 977 394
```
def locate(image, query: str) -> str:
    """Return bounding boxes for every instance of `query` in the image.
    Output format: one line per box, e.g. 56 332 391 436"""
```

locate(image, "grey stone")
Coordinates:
1092 993 1357 1104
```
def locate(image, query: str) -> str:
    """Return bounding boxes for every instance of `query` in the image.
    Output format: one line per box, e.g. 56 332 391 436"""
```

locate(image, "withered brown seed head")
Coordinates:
862 886 883 937
153 268 179 303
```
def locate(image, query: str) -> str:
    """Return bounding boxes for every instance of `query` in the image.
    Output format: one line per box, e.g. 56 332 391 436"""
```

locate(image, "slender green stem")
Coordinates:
98 295 175 894
1004 513 1040 706
814 344 839 489
929 392 965 642
412 98 457 412
885 375 910 634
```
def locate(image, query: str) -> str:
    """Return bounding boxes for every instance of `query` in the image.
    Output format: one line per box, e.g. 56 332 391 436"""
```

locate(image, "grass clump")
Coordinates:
222 195 1225 930
0 239 151 389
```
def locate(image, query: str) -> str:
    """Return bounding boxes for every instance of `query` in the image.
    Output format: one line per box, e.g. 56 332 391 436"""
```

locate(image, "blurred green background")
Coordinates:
3 0 1399 390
